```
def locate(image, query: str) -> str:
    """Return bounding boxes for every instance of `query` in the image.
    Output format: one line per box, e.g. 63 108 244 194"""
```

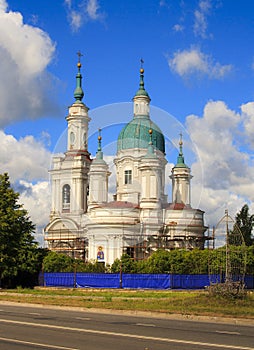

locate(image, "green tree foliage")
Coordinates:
230 204 254 246
110 247 252 275
136 249 209 274
111 250 211 274
43 246 253 275
43 251 107 273
246 245 254 274
137 250 171 273
110 254 138 273
43 251 74 272
75 260 107 273
0 173 42 287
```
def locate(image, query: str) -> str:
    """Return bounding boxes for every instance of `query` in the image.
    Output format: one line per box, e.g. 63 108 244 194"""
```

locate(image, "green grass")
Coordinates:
0 288 253 319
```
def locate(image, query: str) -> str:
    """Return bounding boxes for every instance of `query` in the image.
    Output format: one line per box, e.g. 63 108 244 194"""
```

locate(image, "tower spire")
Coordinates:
144 128 157 158
74 51 84 103
96 128 103 160
135 58 149 97
97 128 102 152
133 59 151 118
176 133 187 167
147 128 154 154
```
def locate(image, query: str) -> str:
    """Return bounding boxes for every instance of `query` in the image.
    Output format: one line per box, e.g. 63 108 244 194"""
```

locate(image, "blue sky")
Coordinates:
1 0 254 244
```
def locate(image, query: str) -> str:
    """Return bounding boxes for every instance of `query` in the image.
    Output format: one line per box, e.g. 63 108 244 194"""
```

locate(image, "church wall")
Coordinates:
86 222 142 265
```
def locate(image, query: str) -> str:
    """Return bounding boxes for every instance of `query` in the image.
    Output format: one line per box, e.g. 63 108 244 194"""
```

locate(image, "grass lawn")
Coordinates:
0 288 254 320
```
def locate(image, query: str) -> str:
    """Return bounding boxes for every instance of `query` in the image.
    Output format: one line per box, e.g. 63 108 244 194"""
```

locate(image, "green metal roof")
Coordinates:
117 116 165 153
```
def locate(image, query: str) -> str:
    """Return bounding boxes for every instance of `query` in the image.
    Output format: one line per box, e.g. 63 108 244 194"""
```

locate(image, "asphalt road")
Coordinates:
0 303 253 350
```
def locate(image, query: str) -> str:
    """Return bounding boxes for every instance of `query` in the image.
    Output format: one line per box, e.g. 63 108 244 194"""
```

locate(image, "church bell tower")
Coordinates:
50 53 91 218
170 135 192 206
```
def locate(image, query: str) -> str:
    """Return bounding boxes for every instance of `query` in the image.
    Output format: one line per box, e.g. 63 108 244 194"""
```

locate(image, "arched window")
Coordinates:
62 184 70 211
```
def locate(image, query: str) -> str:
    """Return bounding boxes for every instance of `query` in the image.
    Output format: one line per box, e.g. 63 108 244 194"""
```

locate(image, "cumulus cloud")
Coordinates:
18 180 51 245
0 1 58 127
168 48 233 79
0 129 52 244
0 130 51 182
186 100 254 228
64 0 103 32
241 102 254 149
0 0 7 11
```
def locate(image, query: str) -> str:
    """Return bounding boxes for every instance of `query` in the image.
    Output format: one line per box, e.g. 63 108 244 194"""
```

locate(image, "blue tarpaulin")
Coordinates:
43 273 75 287
244 275 254 289
76 273 120 288
122 274 170 289
41 273 254 290
171 274 210 289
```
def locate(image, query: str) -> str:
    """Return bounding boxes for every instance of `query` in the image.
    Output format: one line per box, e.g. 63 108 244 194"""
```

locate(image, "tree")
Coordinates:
43 251 107 273
43 251 74 272
0 173 39 287
110 254 137 273
230 204 254 246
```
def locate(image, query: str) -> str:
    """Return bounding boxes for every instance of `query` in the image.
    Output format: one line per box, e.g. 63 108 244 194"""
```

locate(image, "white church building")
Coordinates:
44 59 208 265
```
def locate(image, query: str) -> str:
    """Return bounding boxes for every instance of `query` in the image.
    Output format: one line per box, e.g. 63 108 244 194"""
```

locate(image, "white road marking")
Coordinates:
75 317 91 321
136 323 156 327
0 318 252 350
216 331 241 335
28 312 41 316
0 336 79 350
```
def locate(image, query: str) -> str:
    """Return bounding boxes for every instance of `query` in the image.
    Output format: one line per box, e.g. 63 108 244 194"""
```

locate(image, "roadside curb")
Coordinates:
0 300 253 326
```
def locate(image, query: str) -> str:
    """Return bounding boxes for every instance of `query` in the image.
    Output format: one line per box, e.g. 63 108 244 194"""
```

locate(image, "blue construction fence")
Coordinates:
39 273 254 290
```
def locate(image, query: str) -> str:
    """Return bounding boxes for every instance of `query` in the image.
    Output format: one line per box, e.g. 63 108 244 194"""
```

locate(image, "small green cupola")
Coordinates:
74 52 84 103
117 62 165 154
175 134 188 168
92 129 107 165
134 64 150 98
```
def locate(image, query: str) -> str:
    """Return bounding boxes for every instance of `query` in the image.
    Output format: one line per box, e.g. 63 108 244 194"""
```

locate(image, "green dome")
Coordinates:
117 116 165 153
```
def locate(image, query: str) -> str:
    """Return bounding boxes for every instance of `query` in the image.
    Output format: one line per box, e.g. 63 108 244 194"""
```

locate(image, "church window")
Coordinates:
83 132 87 148
126 247 134 258
62 184 70 211
69 132 75 150
124 170 132 184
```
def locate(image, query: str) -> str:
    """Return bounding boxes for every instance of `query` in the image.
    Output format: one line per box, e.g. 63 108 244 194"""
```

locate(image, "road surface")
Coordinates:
0 303 253 349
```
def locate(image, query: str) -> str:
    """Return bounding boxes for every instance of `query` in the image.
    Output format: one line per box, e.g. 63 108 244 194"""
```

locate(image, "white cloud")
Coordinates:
168 48 233 79
64 0 103 32
64 0 72 7
0 2 58 127
69 10 82 32
193 0 212 38
18 180 51 245
86 0 100 20
241 102 254 149
0 130 51 182
0 129 52 245
186 100 254 229
172 24 184 32
0 0 7 11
